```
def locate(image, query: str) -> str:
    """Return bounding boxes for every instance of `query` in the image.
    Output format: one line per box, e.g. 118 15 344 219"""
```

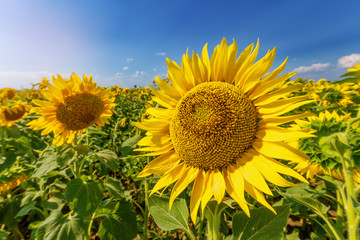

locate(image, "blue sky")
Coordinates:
0 0 360 89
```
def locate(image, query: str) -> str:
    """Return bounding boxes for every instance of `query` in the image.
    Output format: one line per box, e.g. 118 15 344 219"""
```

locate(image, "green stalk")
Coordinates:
1 127 5 154
337 118 360 240
143 157 150 240
87 212 96 239
340 153 358 240
205 205 221 240
335 190 344 229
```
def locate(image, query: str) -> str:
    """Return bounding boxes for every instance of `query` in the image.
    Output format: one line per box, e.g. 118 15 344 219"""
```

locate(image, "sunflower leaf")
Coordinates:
148 195 191 232
64 178 104 216
95 149 119 171
0 229 10 240
32 152 59 178
232 205 290 240
35 210 88 240
98 200 137 240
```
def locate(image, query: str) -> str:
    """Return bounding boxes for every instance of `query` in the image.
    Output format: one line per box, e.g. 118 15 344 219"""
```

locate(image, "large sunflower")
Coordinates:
0 101 30 127
134 38 313 222
27 73 116 146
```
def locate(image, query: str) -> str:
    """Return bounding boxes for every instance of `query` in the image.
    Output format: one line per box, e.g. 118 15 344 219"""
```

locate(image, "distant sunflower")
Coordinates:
134 38 313 222
0 101 30 127
294 110 360 185
0 88 17 101
27 73 116 146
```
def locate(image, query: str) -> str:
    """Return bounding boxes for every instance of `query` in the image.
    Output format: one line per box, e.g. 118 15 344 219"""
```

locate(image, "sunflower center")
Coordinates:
170 82 258 169
4 105 26 121
56 93 104 130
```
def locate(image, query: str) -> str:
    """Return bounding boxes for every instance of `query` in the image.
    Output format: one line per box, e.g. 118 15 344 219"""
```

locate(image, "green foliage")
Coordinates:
232 205 291 240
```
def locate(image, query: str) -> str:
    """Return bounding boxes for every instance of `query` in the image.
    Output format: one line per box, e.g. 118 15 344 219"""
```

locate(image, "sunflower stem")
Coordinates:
142 157 150 240
336 126 359 240
1 127 6 155
335 190 344 231
205 204 221 240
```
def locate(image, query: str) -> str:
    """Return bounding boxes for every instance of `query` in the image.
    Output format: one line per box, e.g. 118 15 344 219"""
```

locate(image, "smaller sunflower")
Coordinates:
294 110 360 184
0 88 18 102
0 101 30 127
27 73 116 146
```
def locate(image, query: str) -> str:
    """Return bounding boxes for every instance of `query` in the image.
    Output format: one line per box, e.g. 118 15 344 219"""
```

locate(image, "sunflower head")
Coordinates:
134 38 313 222
27 73 116 146
294 110 360 184
0 101 30 127
0 88 18 102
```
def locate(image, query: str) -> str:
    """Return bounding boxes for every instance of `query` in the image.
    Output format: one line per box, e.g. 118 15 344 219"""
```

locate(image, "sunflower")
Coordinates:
0 101 30 127
133 38 313 222
27 73 116 146
294 110 360 185
0 88 18 102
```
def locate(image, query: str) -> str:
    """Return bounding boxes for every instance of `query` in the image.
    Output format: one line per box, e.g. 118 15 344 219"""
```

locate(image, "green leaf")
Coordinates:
148 195 189 231
56 144 77 167
0 199 20 228
0 151 16 171
98 200 137 240
15 201 36 217
104 177 125 199
95 149 119 171
232 205 290 240
64 178 104 216
0 229 10 240
279 191 329 216
121 134 142 156
279 191 345 240
35 210 88 240
32 152 59 178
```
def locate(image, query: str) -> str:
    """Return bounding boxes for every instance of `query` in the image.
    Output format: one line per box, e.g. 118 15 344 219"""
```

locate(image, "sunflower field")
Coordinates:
1 39 360 240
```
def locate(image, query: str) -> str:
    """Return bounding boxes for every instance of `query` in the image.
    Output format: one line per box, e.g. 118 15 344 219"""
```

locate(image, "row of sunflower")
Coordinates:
0 38 360 240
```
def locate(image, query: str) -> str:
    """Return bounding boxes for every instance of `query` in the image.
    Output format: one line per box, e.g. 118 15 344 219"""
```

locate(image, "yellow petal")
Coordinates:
169 167 199 209
200 171 214 213
155 76 182 101
244 180 276 214
150 162 186 196
249 72 296 100
210 169 226 204
190 170 205 223
138 150 181 177
137 135 171 147
254 84 303 106
258 112 314 126
253 139 309 163
223 168 250 216
245 150 296 187
256 126 315 142
237 156 273 196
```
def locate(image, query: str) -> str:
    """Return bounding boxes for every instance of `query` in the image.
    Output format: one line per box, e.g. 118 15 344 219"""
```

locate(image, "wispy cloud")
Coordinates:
156 52 166 56
132 71 146 78
126 58 134 62
337 53 360 68
122 66 129 70
293 63 330 73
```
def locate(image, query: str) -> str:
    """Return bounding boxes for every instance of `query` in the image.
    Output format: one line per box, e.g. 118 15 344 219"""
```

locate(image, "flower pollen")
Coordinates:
56 93 104 130
170 82 258 170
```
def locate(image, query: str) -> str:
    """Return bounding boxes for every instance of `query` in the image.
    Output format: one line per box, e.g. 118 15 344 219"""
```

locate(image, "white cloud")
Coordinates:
122 66 129 71
156 52 166 56
132 71 146 78
0 71 54 89
153 68 157 71
126 58 134 62
337 53 360 68
293 63 330 73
